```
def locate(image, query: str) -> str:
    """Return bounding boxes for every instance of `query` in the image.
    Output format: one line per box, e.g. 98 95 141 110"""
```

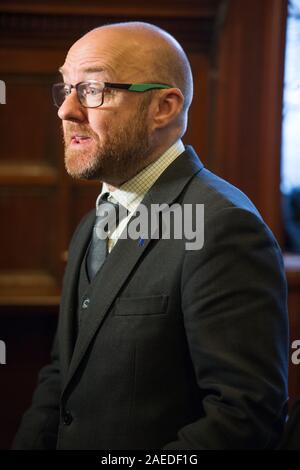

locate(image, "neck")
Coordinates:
104 136 180 190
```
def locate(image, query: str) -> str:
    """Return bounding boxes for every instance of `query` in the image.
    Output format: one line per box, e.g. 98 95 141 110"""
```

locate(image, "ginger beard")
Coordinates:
62 96 152 184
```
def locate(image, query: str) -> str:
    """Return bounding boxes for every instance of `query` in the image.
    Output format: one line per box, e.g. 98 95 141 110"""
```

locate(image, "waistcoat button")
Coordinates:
62 410 73 426
82 298 90 309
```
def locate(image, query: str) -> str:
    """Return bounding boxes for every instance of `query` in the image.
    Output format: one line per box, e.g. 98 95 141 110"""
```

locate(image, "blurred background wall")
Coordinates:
0 0 299 449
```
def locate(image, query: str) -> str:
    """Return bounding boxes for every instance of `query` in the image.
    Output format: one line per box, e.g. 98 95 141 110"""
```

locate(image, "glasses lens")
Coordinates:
52 83 71 108
78 81 104 108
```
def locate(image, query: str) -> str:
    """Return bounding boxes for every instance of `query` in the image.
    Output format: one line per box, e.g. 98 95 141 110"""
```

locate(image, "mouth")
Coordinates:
70 134 93 146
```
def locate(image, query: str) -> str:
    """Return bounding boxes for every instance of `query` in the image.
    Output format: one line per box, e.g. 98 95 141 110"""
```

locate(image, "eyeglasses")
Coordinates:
52 80 172 108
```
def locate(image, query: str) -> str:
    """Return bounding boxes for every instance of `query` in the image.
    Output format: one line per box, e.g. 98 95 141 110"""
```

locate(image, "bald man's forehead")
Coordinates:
61 30 150 82
60 22 192 111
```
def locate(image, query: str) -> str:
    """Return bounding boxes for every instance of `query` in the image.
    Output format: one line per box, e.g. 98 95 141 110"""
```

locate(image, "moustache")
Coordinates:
62 124 97 144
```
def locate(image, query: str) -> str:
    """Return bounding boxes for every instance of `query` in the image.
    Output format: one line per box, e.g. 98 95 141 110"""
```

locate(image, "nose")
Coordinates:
57 89 87 123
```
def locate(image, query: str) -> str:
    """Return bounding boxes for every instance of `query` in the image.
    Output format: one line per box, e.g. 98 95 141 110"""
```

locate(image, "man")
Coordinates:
13 21 288 450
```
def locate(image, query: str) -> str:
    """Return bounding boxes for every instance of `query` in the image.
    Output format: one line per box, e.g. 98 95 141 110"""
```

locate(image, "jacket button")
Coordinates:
62 410 73 425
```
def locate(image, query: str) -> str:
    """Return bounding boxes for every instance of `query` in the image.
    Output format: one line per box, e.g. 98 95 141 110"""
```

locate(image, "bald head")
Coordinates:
67 21 193 119
58 22 194 184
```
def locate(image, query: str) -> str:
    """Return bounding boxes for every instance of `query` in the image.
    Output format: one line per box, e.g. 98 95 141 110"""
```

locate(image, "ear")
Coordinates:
150 88 184 130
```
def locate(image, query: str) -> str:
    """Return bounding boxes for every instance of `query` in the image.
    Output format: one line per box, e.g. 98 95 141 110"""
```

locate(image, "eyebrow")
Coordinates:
58 66 105 76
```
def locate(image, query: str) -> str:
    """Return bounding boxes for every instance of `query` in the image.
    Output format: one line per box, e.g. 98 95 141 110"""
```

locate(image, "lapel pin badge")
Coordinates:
138 237 145 247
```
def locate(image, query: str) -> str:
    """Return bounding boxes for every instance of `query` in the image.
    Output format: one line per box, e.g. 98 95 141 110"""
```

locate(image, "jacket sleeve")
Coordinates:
162 207 289 450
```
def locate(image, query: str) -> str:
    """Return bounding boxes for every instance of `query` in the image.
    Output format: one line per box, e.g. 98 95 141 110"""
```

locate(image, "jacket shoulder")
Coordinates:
185 166 262 220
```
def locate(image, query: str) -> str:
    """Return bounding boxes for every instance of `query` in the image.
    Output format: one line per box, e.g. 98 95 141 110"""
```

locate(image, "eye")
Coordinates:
85 85 101 96
63 85 71 96
90 88 98 95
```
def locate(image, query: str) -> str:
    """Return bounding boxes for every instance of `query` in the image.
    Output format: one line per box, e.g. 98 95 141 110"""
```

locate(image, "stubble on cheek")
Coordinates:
62 123 103 179
60 96 151 183
64 142 96 177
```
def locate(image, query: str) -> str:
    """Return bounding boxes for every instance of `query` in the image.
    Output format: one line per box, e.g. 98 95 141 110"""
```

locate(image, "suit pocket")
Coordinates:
115 295 168 316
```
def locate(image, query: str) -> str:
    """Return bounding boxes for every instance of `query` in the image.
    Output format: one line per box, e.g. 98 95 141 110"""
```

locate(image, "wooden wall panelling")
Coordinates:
0 0 221 21
183 52 210 160
0 1 219 304
210 0 288 241
211 0 300 408
0 48 66 305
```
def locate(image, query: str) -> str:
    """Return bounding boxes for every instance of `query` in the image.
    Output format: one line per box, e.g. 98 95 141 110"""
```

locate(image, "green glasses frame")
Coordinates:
52 80 172 108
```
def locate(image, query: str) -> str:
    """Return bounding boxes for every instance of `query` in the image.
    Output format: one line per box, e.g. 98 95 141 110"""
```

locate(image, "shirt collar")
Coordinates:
97 139 185 213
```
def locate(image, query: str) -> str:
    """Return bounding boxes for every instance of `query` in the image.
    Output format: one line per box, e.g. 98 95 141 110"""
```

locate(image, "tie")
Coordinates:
86 192 121 281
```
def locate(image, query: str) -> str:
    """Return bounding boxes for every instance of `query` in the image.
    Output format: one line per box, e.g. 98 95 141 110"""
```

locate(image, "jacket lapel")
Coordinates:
63 146 204 393
58 210 95 377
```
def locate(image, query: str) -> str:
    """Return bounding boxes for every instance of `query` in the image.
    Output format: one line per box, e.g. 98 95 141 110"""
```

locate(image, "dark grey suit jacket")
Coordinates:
13 146 289 449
